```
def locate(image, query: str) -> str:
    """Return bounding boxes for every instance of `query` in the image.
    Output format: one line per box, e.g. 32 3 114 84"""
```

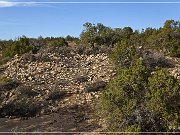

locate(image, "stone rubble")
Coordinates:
167 57 180 79
1 51 116 116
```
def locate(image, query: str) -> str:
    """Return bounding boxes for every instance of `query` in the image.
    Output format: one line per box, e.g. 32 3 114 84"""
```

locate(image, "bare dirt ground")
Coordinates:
0 103 106 134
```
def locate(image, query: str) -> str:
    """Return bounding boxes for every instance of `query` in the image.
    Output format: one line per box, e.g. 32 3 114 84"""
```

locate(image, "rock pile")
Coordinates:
167 57 180 79
1 49 116 117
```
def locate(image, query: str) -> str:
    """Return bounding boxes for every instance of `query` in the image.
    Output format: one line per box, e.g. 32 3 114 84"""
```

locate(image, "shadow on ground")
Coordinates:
0 104 104 134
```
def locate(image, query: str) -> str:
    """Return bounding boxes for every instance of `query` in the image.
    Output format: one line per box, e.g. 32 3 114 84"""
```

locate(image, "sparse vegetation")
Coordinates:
110 40 137 67
2 36 38 58
17 85 39 97
85 81 108 92
98 59 180 132
0 20 180 132
0 77 20 91
0 75 9 84
0 97 40 117
47 91 66 101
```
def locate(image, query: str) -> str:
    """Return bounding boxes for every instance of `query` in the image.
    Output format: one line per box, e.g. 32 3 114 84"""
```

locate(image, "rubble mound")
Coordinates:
0 47 116 118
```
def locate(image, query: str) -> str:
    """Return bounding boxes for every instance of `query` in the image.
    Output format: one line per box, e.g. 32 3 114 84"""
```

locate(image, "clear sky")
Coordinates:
0 0 180 40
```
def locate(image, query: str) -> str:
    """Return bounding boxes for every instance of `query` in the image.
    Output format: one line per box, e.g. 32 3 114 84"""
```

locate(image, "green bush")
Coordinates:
169 40 180 57
3 37 38 58
110 41 137 67
0 57 10 65
146 69 180 131
47 38 68 47
65 35 79 42
99 59 180 132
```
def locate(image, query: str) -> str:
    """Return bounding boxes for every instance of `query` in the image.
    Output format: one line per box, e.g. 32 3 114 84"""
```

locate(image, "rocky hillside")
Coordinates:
1 45 180 132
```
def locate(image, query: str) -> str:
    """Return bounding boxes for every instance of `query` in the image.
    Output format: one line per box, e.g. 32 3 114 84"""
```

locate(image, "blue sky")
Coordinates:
0 0 180 40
